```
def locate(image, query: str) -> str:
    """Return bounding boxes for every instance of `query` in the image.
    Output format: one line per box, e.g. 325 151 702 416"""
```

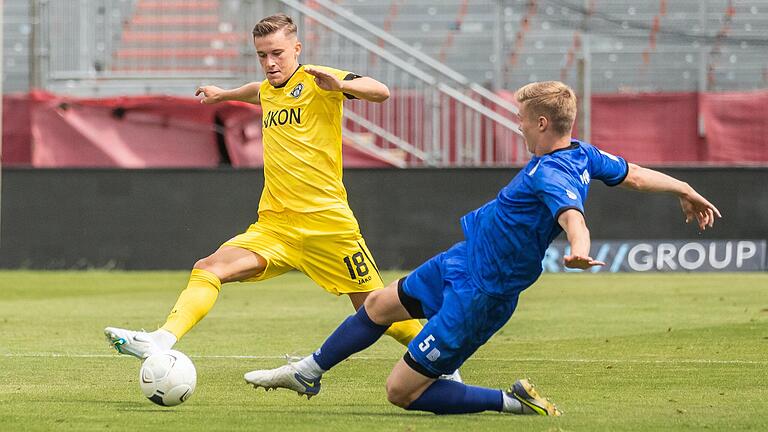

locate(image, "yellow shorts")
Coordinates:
222 208 384 295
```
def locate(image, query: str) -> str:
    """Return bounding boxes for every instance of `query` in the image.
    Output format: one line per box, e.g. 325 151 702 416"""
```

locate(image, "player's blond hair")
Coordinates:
252 13 298 38
515 81 577 136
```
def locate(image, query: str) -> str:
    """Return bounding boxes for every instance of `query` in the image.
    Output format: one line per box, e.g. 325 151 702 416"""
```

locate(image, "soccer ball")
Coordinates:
139 350 197 406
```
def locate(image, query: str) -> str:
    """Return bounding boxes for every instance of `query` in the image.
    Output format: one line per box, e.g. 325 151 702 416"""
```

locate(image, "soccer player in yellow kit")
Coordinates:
104 14 430 374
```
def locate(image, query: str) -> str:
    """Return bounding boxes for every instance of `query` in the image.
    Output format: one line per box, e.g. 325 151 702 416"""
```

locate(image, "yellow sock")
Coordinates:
161 269 221 340
384 319 423 346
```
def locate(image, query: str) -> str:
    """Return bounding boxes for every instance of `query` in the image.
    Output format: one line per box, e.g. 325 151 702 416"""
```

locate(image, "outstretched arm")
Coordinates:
304 67 390 102
620 163 722 231
558 209 606 269
195 82 262 105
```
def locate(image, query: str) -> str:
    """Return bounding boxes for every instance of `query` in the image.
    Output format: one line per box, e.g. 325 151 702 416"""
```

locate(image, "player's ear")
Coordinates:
538 115 548 132
294 40 302 59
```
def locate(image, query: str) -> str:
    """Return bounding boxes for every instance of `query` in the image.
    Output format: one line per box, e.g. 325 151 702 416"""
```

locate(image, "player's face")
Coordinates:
254 30 302 86
517 103 538 153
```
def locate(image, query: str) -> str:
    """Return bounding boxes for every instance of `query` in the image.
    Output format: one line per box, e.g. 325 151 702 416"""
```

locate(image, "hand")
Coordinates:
195 85 225 104
304 67 343 92
679 188 722 231
564 255 606 270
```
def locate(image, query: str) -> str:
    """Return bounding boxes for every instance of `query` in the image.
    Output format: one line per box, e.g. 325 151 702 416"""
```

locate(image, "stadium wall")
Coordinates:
2 167 765 270
4 90 768 167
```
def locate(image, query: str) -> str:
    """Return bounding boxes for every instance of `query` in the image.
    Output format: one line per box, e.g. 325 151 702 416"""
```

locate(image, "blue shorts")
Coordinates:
399 241 520 377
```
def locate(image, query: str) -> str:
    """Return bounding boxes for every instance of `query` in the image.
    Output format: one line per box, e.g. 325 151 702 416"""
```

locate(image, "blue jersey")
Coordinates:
460 140 628 297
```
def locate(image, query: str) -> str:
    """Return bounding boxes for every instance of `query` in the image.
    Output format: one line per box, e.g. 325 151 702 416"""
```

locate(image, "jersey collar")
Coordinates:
543 140 580 156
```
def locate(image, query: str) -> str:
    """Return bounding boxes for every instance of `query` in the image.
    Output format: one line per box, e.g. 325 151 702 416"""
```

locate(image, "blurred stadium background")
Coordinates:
1 0 767 270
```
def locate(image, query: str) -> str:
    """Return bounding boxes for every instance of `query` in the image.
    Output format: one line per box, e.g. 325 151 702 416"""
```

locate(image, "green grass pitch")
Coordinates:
1 271 766 431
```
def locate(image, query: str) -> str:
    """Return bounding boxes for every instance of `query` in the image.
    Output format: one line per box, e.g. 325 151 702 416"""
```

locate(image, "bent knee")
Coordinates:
192 256 229 281
363 283 398 311
362 289 384 310
193 257 216 272
385 380 418 409
362 290 391 323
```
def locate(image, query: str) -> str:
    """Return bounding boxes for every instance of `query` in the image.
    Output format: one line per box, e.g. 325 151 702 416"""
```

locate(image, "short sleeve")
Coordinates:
586 145 628 186
308 65 362 100
321 65 354 81
342 73 362 100
532 161 586 221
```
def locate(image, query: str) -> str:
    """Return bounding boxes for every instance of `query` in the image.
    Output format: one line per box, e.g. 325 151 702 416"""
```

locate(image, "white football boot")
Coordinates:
104 327 162 359
244 363 322 399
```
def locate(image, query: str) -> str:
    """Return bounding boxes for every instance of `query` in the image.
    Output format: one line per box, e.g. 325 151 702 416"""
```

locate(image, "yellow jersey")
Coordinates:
257 64 356 214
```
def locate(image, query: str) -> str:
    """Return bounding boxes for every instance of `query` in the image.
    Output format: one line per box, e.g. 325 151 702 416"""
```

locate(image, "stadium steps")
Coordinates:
133 0 219 11
111 0 239 74
121 31 243 43
339 0 768 92
114 48 240 58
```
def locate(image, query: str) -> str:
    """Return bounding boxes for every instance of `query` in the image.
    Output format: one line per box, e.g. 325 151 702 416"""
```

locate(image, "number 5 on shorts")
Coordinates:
418 334 435 352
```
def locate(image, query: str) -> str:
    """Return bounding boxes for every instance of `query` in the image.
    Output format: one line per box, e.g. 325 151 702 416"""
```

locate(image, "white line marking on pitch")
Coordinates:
1 353 766 365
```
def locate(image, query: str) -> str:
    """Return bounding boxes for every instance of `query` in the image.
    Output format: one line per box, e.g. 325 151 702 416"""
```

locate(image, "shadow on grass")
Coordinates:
208 405 503 418
114 402 185 413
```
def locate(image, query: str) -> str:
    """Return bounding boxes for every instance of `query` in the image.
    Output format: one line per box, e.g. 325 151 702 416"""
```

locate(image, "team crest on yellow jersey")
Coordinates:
290 83 304 99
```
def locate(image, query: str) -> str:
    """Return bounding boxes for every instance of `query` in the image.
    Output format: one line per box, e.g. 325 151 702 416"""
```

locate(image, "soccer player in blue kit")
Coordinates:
244 81 721 415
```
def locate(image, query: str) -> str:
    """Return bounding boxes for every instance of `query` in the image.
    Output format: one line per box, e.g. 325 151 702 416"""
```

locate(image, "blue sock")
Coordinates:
406 380 503 415
312 306 389 371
